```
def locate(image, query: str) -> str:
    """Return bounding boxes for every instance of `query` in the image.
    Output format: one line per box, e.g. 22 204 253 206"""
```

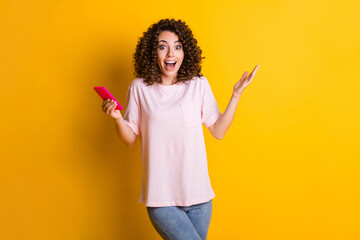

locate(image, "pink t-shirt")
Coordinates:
123 75 222 207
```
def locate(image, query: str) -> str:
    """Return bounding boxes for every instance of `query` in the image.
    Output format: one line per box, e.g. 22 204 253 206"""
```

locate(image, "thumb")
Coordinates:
241 71 248 80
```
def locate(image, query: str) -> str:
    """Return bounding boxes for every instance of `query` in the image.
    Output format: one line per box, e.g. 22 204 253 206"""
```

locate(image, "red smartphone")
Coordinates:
93 86 123 111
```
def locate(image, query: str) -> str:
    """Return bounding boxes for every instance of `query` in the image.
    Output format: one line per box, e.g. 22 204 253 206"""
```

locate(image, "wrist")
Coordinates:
232 93 241 101
113 117 123 122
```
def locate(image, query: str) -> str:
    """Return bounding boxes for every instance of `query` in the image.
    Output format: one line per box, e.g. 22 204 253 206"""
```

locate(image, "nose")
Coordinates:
167 48 174 57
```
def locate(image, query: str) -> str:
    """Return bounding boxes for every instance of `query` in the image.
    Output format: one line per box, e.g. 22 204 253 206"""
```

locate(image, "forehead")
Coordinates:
157 31 181 44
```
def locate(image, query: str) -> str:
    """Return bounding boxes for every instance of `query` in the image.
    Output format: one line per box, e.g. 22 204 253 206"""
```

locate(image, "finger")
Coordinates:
248 65 259 80
103 102 110 111
110 102 117 111
102 103 108 112
241 71 248 81
111 101 116 109
111 102 117 111
251 64 260 76
110 101 116 108
249 64 259 73
105 102 112 114
107 104 114 114
108 105 113 114
102 99 110 107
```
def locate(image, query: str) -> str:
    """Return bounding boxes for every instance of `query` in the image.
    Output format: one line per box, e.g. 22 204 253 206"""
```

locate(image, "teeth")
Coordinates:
165 61 176 63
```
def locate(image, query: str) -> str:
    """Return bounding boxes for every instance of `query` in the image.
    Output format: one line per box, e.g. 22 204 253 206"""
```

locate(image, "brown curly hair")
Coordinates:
132 18 205 86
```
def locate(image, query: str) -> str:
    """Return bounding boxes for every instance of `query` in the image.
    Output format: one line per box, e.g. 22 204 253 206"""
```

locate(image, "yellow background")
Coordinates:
1 0 359 239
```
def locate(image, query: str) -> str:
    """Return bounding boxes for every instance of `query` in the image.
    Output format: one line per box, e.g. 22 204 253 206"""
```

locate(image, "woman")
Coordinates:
101 18 260 240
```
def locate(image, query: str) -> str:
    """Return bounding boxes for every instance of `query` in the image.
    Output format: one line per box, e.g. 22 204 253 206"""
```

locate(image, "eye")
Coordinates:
159 45 166 50
175 45 182 50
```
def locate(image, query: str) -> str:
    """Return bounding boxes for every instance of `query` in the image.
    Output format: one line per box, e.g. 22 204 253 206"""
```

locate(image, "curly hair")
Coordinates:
132 18 205 86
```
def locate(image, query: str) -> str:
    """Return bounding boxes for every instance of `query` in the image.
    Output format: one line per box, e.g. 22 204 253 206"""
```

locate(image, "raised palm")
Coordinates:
233 64 260 98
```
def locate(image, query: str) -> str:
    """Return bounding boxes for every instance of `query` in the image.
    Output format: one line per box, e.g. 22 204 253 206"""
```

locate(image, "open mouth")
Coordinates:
164 61 177 70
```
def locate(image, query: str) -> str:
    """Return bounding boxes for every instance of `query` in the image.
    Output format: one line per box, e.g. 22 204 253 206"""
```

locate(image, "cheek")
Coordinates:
156 51 163 60
179 52 184 61
156 54 162 64
157 53 166 63
178 54 184 64
157 59 163 69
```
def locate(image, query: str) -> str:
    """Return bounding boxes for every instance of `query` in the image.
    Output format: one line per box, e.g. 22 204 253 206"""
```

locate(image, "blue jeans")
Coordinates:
146 199 213 240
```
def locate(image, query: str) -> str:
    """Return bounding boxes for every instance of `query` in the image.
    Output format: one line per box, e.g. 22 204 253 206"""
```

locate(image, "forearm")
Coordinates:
113 117 137 147
213 94 241 139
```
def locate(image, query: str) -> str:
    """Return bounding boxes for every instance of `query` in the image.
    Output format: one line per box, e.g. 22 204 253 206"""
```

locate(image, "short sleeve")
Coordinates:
123 83 140 135
201 77 222 128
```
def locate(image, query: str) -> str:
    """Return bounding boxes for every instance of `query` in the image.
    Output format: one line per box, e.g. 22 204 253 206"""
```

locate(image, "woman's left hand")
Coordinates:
233 64 260 98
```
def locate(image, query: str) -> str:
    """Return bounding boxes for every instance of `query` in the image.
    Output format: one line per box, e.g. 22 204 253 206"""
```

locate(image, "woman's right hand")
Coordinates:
102 99 123 120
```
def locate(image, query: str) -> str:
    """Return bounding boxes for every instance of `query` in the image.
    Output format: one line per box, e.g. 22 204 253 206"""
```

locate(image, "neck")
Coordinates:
160 75 177 85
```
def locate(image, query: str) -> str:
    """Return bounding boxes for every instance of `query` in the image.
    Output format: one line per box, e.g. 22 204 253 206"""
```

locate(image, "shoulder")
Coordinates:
183 76 212 94
188 75 208 87
192 75 207 81
129 77 145 86
128 78 148 91
191 75 212 92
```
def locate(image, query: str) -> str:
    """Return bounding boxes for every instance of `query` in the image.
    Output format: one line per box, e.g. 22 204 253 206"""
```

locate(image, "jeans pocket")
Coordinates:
180 102 198 128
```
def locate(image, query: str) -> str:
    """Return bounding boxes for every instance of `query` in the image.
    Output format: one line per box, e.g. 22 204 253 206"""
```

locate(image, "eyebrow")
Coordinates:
158 40 181 44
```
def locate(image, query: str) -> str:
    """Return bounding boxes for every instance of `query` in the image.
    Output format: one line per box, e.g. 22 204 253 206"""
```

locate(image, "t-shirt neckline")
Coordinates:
156 82 181 88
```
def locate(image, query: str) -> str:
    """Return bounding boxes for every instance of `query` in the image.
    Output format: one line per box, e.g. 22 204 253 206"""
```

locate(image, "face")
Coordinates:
156 31 184 79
